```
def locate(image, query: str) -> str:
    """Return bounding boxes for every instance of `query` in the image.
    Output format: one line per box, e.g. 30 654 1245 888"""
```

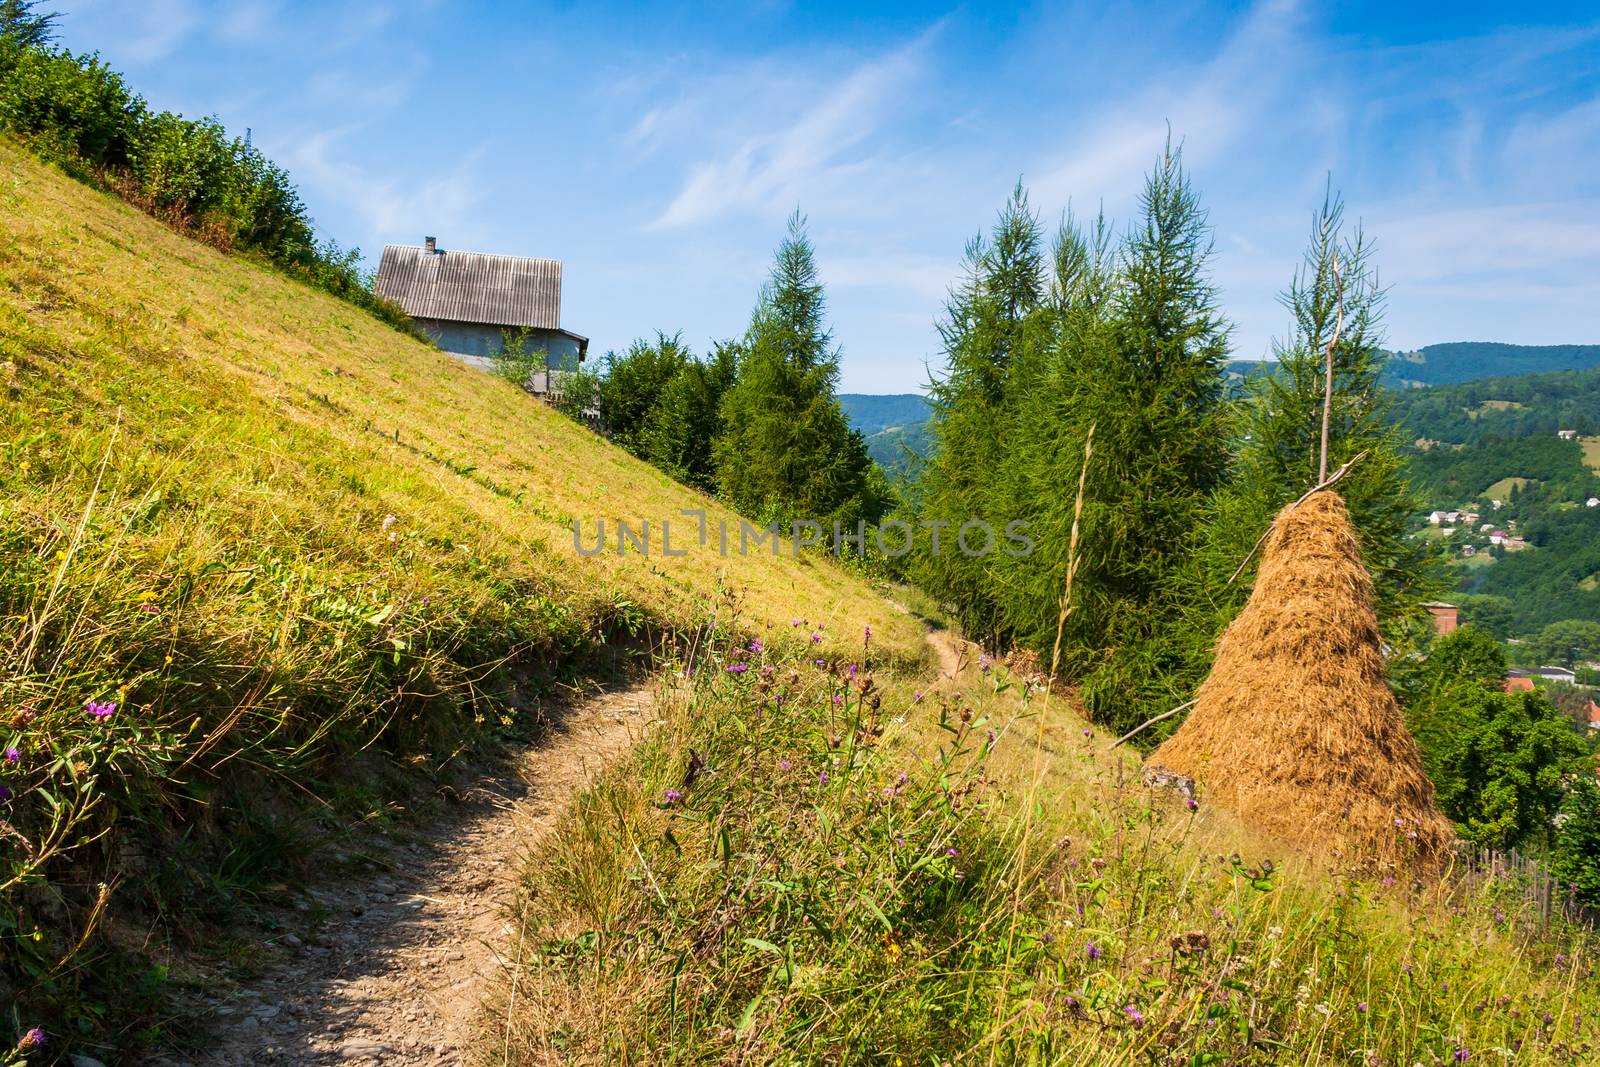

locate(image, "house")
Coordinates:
1489 532 1506 545
1504 676 1536 693
1427 510 1448 525
1557 429 1579 440
1491 499 1504 510
1422 601 1458 636
1461 544 1476 557
1509 665 1578 685
374 237 588 392
1587 498 1599 508
1504 536 1529 552
1441 526 1456 536
1586 700 1600 730
1460 511 1480 525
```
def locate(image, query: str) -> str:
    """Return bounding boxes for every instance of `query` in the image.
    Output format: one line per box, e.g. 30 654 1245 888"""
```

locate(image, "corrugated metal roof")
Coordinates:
373 244 563 329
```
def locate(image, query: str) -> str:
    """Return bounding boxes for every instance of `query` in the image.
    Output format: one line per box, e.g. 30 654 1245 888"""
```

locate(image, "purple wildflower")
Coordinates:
864 625 872 639
817 772 829 785
945 846 958 858
86 699 116 721
894 836 905 847
748 638 764 653
979 654 993 672
1453 1050 1470 1063
1186 797 1199 812
3 747 17 765
1357 1002 1369 1014
1493 908 1506 923
833 694 842 705
1086 942 1103 960
913 690 924 702
778 759 792 772
1082 728 1092 738
1123 1006 1144 1026
847 662 859 678
663 789 683 805
810 632 823 644
17 1027 46 1051
726 663 749 674
791 619 803 626
0 785 12 802
985 728 996 745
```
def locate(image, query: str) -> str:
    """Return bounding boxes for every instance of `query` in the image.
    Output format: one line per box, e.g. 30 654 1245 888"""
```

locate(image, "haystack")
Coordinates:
1150 491 1453 868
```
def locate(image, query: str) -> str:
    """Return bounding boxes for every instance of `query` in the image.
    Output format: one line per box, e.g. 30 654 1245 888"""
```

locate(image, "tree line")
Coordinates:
549 214 892 534
907 146 1434 735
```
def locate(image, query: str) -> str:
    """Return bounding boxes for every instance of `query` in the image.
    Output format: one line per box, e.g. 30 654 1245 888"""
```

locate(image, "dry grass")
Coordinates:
1151 490 1455 869
0 138 923 662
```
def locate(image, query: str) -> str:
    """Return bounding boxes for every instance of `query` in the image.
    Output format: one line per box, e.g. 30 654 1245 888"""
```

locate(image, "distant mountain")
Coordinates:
1388 366 1600 445
839 393 929 436
845 343 1600 480
1383 343 1600 389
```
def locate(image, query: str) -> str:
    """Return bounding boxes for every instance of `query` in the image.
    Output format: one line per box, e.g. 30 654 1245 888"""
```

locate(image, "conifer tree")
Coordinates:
1061 143 1232 725
713 213 877 528
915 187 1048 642
640 340 738 492
1196 191 1437 633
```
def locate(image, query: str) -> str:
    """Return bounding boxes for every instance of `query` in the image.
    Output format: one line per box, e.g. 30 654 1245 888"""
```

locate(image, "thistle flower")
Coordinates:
16 1027 46 1052
0 785 12 802
3 747 17 765
748 638 764 653
1186 797 1199 812
1357 1002 1369 1014
1086 942 1102 960
726 663 749 674
791 619 803 626
912 691 924 702
817 772 829 785
778 759 792 772
1123 1005 1144 1026
978 654 993 672
86 699 116 721
810 632 823 644
663 789 683 805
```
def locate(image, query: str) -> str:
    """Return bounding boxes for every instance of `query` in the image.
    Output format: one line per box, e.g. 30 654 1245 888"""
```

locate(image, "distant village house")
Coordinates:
1557 429 1579 440
374 237 588 394
1423 601 1458 636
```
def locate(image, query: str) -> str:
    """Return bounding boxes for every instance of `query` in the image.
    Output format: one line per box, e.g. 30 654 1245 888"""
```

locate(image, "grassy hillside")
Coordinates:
1390 366 1600 444
0 138 923 1039
496 642 1600 1065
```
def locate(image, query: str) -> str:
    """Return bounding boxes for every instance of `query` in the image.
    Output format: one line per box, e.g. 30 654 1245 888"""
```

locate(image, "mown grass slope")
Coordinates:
0 138 923 1040
500 639 1600 1066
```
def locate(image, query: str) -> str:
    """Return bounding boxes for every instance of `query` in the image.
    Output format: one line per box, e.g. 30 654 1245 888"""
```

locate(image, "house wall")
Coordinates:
415 319 582 372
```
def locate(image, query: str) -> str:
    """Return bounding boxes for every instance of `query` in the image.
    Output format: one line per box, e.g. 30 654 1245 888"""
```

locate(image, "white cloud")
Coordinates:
279 128 485 243
647 34 933 229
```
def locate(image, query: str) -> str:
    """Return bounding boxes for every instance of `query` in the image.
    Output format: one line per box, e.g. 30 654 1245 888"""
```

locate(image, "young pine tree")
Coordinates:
1066 143 1232 728
1196 191 1437 636
714 213 876 529
914 187 1049 641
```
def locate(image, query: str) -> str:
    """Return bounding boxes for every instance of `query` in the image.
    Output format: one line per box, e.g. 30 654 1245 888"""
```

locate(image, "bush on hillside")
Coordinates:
0 37 411 330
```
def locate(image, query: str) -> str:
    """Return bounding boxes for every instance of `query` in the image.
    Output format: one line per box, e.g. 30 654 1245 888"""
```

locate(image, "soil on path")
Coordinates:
163 679 657 1067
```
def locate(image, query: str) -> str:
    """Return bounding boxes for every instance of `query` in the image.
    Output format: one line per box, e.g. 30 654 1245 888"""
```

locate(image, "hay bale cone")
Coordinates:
1151 490 1453 868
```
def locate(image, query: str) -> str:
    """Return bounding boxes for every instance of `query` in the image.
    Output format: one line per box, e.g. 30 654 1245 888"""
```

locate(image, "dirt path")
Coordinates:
166 680 657 1067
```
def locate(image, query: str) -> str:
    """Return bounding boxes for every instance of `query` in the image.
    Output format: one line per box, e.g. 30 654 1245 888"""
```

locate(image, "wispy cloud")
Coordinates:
279 128 485 243
648 33 934 229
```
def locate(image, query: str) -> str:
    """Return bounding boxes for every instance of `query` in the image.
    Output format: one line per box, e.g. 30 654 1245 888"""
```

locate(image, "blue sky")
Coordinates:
55 1 1600 392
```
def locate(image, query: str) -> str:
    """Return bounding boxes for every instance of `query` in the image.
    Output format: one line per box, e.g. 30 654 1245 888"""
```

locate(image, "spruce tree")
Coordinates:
1063 143 1232 726
713 213 876 528
914 187 1048 643
1196 191 1437 635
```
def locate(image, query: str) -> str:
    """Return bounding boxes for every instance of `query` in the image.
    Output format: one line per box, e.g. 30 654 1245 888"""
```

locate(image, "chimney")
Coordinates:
424 236 437 254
